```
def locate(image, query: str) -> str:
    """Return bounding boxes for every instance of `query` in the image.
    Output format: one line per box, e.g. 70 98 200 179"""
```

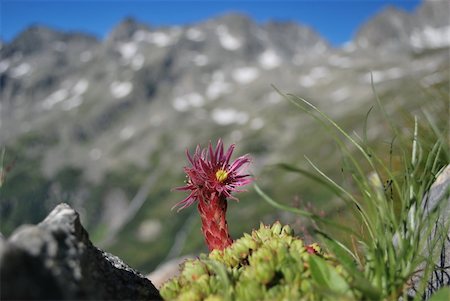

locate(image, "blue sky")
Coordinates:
1 0 421 46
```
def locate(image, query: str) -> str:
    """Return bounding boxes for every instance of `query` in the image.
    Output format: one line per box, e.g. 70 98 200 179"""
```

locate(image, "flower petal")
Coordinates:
174 139 253 211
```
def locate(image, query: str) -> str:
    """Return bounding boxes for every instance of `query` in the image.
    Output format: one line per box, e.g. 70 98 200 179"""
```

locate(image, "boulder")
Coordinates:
0 203 162 300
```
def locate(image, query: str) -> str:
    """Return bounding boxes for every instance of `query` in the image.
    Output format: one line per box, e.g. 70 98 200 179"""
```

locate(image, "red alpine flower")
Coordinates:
173 139 253 251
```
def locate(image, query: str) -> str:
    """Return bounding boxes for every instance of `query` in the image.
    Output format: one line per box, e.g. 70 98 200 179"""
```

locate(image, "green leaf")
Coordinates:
428 287 450 301
308 255 350 295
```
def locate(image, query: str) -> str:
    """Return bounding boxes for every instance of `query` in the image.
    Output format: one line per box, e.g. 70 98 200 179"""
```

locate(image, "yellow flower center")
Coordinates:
215 169 228 183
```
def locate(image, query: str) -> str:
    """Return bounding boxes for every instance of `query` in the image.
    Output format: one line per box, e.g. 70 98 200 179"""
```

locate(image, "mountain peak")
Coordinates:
4 25 98 56
354 0 449 50
107 17 151 42
354 5 414 49
416 0 450 28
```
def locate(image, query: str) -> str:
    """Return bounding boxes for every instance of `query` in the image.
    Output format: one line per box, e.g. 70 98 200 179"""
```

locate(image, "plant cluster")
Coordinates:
253 88 449 300
161 222 358 301
166 84 449 300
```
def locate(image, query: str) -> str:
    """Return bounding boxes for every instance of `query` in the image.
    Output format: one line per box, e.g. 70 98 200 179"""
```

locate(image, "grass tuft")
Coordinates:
257 86 449 300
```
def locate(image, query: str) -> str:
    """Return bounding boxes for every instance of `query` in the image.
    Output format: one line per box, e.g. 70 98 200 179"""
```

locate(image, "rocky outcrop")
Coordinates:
410 165 450 299
0 203 161 300
354 0 449 51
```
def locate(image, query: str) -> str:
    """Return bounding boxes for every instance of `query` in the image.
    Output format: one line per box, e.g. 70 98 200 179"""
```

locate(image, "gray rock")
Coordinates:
0 203 162 300
410 165 450 299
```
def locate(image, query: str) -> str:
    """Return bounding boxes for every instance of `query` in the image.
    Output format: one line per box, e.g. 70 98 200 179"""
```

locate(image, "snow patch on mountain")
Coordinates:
41 79 89 111
110 81 133 98
10 63 31 78
62 95 83 111
131 54 145 70
331 87 350 103
411 26 450 49
148 32 174 47
259 50 282 69
192 54 209 66
172 93 205 112
206 71 233 100
362 67 405 84
211 108 249 125
42 89 69 110
73 79 89 95
0 60 9 73
118 42 138 60
250 117 265 130
133 30 175 47
265 91 282 104
120 126 135 140
186 28 205 42
232 67 259 84
216 25 242 50
299 66 330 87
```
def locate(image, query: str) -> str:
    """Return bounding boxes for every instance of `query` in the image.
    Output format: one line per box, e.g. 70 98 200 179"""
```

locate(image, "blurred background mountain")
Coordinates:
0 0 449 273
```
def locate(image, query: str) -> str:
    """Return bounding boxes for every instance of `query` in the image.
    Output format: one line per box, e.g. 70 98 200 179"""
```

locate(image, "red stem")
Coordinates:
197 194 233 251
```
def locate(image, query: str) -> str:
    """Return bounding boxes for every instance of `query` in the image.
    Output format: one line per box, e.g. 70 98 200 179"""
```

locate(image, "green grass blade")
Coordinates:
305 156 375 239
254 183 361 238
275 163 344 196
286 93 373 164
370 73 402 143
363 106 374 155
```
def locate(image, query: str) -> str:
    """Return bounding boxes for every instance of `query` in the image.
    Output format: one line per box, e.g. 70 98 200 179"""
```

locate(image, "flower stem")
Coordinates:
197 195 233 251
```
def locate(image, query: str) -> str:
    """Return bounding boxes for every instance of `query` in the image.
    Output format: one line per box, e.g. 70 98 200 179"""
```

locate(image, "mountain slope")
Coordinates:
1 1 448 273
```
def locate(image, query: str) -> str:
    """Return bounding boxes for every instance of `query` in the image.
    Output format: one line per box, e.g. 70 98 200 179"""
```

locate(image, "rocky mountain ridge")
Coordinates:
0 0 448 273
354 0 450 50
1 1 448 177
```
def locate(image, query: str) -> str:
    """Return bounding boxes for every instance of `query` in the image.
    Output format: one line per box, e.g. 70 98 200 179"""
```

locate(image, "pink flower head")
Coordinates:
173 139 253 211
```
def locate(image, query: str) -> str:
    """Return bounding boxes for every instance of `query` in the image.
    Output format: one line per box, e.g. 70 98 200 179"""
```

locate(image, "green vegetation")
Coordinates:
161 222 357 301
161 84 448 300
0 132 57 234
253 86 449 300
0 75 447 291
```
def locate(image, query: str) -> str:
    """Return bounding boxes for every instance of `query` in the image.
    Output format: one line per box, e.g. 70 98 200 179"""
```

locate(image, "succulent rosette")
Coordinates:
160 223 355 301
